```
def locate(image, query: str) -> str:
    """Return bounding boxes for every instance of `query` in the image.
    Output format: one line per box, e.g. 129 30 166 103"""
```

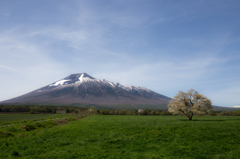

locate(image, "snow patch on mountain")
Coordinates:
73 74 96 89
78 74 94 83
108 82 115 87
49 79 70 86
120 85 152 93
43 73 154 94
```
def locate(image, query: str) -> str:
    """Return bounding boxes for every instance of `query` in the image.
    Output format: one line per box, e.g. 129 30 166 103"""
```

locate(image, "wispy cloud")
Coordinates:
0 64 16 72
0 28 70 100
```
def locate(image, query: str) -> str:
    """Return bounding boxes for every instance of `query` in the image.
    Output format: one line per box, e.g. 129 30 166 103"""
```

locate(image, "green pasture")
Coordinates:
1 115 240 158
0 114 63 122
0 113 75 127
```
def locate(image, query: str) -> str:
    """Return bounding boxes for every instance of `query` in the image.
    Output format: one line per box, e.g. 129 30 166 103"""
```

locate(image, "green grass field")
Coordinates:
1 115 240 158
0 114 64 122
0 113 69 126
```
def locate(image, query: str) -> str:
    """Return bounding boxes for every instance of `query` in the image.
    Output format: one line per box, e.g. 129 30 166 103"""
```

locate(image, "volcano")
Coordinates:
0 73 172 109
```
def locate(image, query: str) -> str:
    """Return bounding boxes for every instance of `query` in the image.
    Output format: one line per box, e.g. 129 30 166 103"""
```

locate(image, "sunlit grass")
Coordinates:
0 113 65 122
0 113 72 126
1 115 240 158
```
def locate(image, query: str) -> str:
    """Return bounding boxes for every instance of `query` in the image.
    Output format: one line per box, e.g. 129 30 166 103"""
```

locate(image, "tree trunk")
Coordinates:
188 112 193 120
188 116 192 120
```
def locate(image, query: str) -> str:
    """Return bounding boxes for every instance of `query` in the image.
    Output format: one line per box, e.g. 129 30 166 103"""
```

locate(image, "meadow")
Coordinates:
0 113 64 122
0 115 240 158
0 113 70 126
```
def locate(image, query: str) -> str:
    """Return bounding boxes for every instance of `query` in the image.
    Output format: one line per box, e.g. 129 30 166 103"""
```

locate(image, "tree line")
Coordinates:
96 109 240 116
0 105 87 113
0 104 239 116
91 107 240 116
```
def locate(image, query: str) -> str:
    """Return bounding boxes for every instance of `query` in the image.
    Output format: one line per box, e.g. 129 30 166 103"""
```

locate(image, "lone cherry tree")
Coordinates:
167 89 212 120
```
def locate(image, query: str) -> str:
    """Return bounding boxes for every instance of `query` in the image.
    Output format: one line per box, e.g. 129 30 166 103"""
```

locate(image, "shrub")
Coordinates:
151 110 156 115
114 110 119 115
119 110 127 115
142 110 148 115
89 106 96 113
155 110 160 115
109 110 114 115
100 109 109 115
160 110 172 115
210 111 216 116
128 110 135 115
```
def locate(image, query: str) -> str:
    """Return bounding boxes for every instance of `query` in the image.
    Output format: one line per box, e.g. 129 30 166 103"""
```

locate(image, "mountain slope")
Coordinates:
1 73 172 109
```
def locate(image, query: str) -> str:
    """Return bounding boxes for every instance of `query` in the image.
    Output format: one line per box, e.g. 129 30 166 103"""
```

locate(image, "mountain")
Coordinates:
231 105 240 108
0 73 172 109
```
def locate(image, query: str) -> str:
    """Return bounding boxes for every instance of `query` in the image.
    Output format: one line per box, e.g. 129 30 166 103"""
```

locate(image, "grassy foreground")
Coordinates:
0 113 69 126
0 113 64 122
1 115 240 158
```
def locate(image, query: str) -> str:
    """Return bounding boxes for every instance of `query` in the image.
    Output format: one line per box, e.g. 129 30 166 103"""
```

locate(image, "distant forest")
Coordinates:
0 105 239 116
0 105 87 113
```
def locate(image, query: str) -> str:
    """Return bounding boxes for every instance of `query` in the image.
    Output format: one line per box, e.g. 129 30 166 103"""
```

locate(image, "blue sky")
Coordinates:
0 0 240 107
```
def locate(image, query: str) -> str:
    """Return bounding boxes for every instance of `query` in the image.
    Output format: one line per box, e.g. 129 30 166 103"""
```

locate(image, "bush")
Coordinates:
151 110 156 115
160 110 172 115
109 110 114 115
119 110 127 115
100 109 109 115
142 110 148 115
114 110 119 115
210 111 216 116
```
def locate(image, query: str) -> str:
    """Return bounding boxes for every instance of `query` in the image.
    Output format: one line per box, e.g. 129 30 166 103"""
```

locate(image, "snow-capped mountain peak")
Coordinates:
0 72 172 108
27 72 171 103
48 73 95 87
78 73 94 83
